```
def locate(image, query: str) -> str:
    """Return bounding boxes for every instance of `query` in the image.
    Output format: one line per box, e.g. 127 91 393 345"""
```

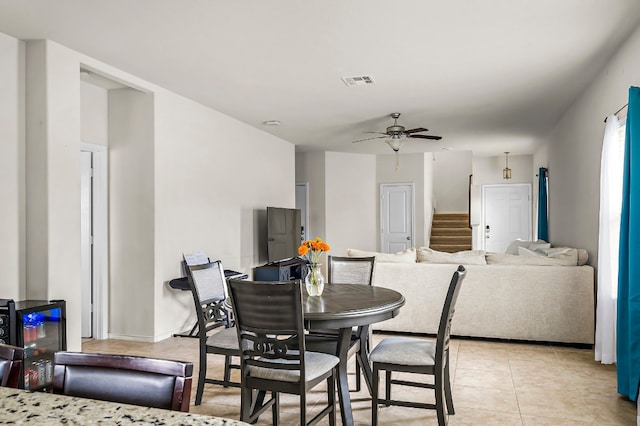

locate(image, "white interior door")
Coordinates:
80 151 93 338
380 183 414 253
482 184 532 253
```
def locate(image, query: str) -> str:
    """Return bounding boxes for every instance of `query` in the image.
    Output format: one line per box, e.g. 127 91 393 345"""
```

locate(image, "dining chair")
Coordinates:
227 278 338 426
185 260 241 405
370 265 466 426
52 352 193 412
307 255 376 392
0 343 25 388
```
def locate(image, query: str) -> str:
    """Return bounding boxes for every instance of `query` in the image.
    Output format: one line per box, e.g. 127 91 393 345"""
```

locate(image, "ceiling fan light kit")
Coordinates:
352 112 443 171
352 112 442 150
385 134 404 152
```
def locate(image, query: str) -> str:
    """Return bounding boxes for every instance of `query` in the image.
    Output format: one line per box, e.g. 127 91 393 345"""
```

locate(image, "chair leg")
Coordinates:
240 385 252 423
272 392 279 425
300 391 306 426
385 370 392 406
223 355 232 387
355 358 362 392
195 347 207 405
328 370 336 426
435 369 447 425
444 359 455 415
372 364 379 426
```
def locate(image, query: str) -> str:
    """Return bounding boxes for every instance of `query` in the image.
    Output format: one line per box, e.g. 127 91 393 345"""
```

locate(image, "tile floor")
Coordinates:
82 333 637 425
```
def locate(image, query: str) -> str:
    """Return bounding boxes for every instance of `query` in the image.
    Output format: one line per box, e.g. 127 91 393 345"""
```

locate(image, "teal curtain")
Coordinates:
617 86 640 402
537 167 548 241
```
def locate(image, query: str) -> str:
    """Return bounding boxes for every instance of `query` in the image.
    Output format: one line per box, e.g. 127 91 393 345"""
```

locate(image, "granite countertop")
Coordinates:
0 387 248 425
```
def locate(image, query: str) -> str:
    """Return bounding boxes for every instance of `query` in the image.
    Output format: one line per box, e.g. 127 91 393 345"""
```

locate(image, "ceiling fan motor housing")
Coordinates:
386 124 405 134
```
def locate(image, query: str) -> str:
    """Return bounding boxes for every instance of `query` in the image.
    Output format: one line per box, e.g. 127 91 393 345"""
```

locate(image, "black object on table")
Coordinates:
253 257 307 281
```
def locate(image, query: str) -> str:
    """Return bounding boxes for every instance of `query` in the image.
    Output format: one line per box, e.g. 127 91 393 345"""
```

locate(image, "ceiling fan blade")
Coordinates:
362 131 389 135
404 127 429 134
408 134 443 140
352 136 387 143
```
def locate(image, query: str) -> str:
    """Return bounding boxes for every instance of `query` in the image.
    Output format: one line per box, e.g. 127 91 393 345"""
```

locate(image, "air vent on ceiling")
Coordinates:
340 75 375 87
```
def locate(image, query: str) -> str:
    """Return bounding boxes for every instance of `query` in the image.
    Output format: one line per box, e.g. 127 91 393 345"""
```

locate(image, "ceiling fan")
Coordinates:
352 112 442 153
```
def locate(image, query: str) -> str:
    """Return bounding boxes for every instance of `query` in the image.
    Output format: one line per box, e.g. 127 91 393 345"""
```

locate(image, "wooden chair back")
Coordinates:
186 260 233 335
53 352 193 412
328 255 376 285
0 343 24 388
228 279 306 379
435 265 467 368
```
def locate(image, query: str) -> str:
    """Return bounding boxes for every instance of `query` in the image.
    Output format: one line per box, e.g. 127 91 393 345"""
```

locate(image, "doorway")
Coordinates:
482 184 532 252
80 143 108 339
380 183 414 253
295 182 309 243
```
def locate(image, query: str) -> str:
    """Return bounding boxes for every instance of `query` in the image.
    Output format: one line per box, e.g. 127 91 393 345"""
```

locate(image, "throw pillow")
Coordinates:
505 239 549 255
517 247 542 257
528 242 552 251
577 249 589 266
346 248 416 263
416 247 487 265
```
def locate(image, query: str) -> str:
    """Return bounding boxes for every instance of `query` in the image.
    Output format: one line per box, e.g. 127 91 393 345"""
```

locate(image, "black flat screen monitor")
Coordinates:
267 207 302 263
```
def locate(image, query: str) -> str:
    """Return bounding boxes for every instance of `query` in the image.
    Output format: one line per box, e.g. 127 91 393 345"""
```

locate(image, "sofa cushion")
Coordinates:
416 247 486 265
547 247 589 266
488 250 577 266
346 248 416 263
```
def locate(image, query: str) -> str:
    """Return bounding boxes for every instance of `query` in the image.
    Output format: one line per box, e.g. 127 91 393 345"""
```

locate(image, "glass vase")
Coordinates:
305 263 325 296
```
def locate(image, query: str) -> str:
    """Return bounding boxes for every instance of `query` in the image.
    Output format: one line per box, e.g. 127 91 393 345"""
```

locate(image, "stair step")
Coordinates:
430 244 472 253
433 213 469 221
430 235 472 245
431 227 471 236
432 220 469 229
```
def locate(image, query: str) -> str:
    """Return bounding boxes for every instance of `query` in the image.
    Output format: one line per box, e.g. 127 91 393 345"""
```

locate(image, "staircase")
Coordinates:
430 213 472 253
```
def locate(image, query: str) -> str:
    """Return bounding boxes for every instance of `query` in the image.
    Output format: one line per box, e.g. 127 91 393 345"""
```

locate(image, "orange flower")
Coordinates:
298 237 330 263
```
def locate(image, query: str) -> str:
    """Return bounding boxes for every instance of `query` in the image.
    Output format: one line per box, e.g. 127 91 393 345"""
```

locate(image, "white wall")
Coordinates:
325 152 376 256
153 92 295 339
424 153 434 244
3 33 297 347
25 40 83 349
108 88 155 340
540 24 640 266
432 150 473 212
80 81 108 145
472 154 533 185
0 32 25 300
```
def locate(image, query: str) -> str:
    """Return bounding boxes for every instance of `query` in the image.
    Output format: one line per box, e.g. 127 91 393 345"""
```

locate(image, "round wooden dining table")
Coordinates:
303 283 405 426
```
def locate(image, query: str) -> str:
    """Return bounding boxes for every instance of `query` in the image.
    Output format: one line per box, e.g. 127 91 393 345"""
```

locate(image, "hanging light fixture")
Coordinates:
503 152 512 180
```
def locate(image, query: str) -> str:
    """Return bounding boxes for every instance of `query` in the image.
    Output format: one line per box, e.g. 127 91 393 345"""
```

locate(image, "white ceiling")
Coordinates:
2 0 640 156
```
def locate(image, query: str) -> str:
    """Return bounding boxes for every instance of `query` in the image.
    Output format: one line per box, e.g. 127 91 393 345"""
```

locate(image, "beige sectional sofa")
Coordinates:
347 247 595 345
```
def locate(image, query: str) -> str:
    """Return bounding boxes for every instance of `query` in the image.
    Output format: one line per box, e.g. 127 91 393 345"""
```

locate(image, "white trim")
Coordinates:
81 143 109 340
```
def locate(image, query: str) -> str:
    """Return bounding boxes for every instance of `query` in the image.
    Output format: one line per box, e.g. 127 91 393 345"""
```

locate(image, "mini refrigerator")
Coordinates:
0 299 67 390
